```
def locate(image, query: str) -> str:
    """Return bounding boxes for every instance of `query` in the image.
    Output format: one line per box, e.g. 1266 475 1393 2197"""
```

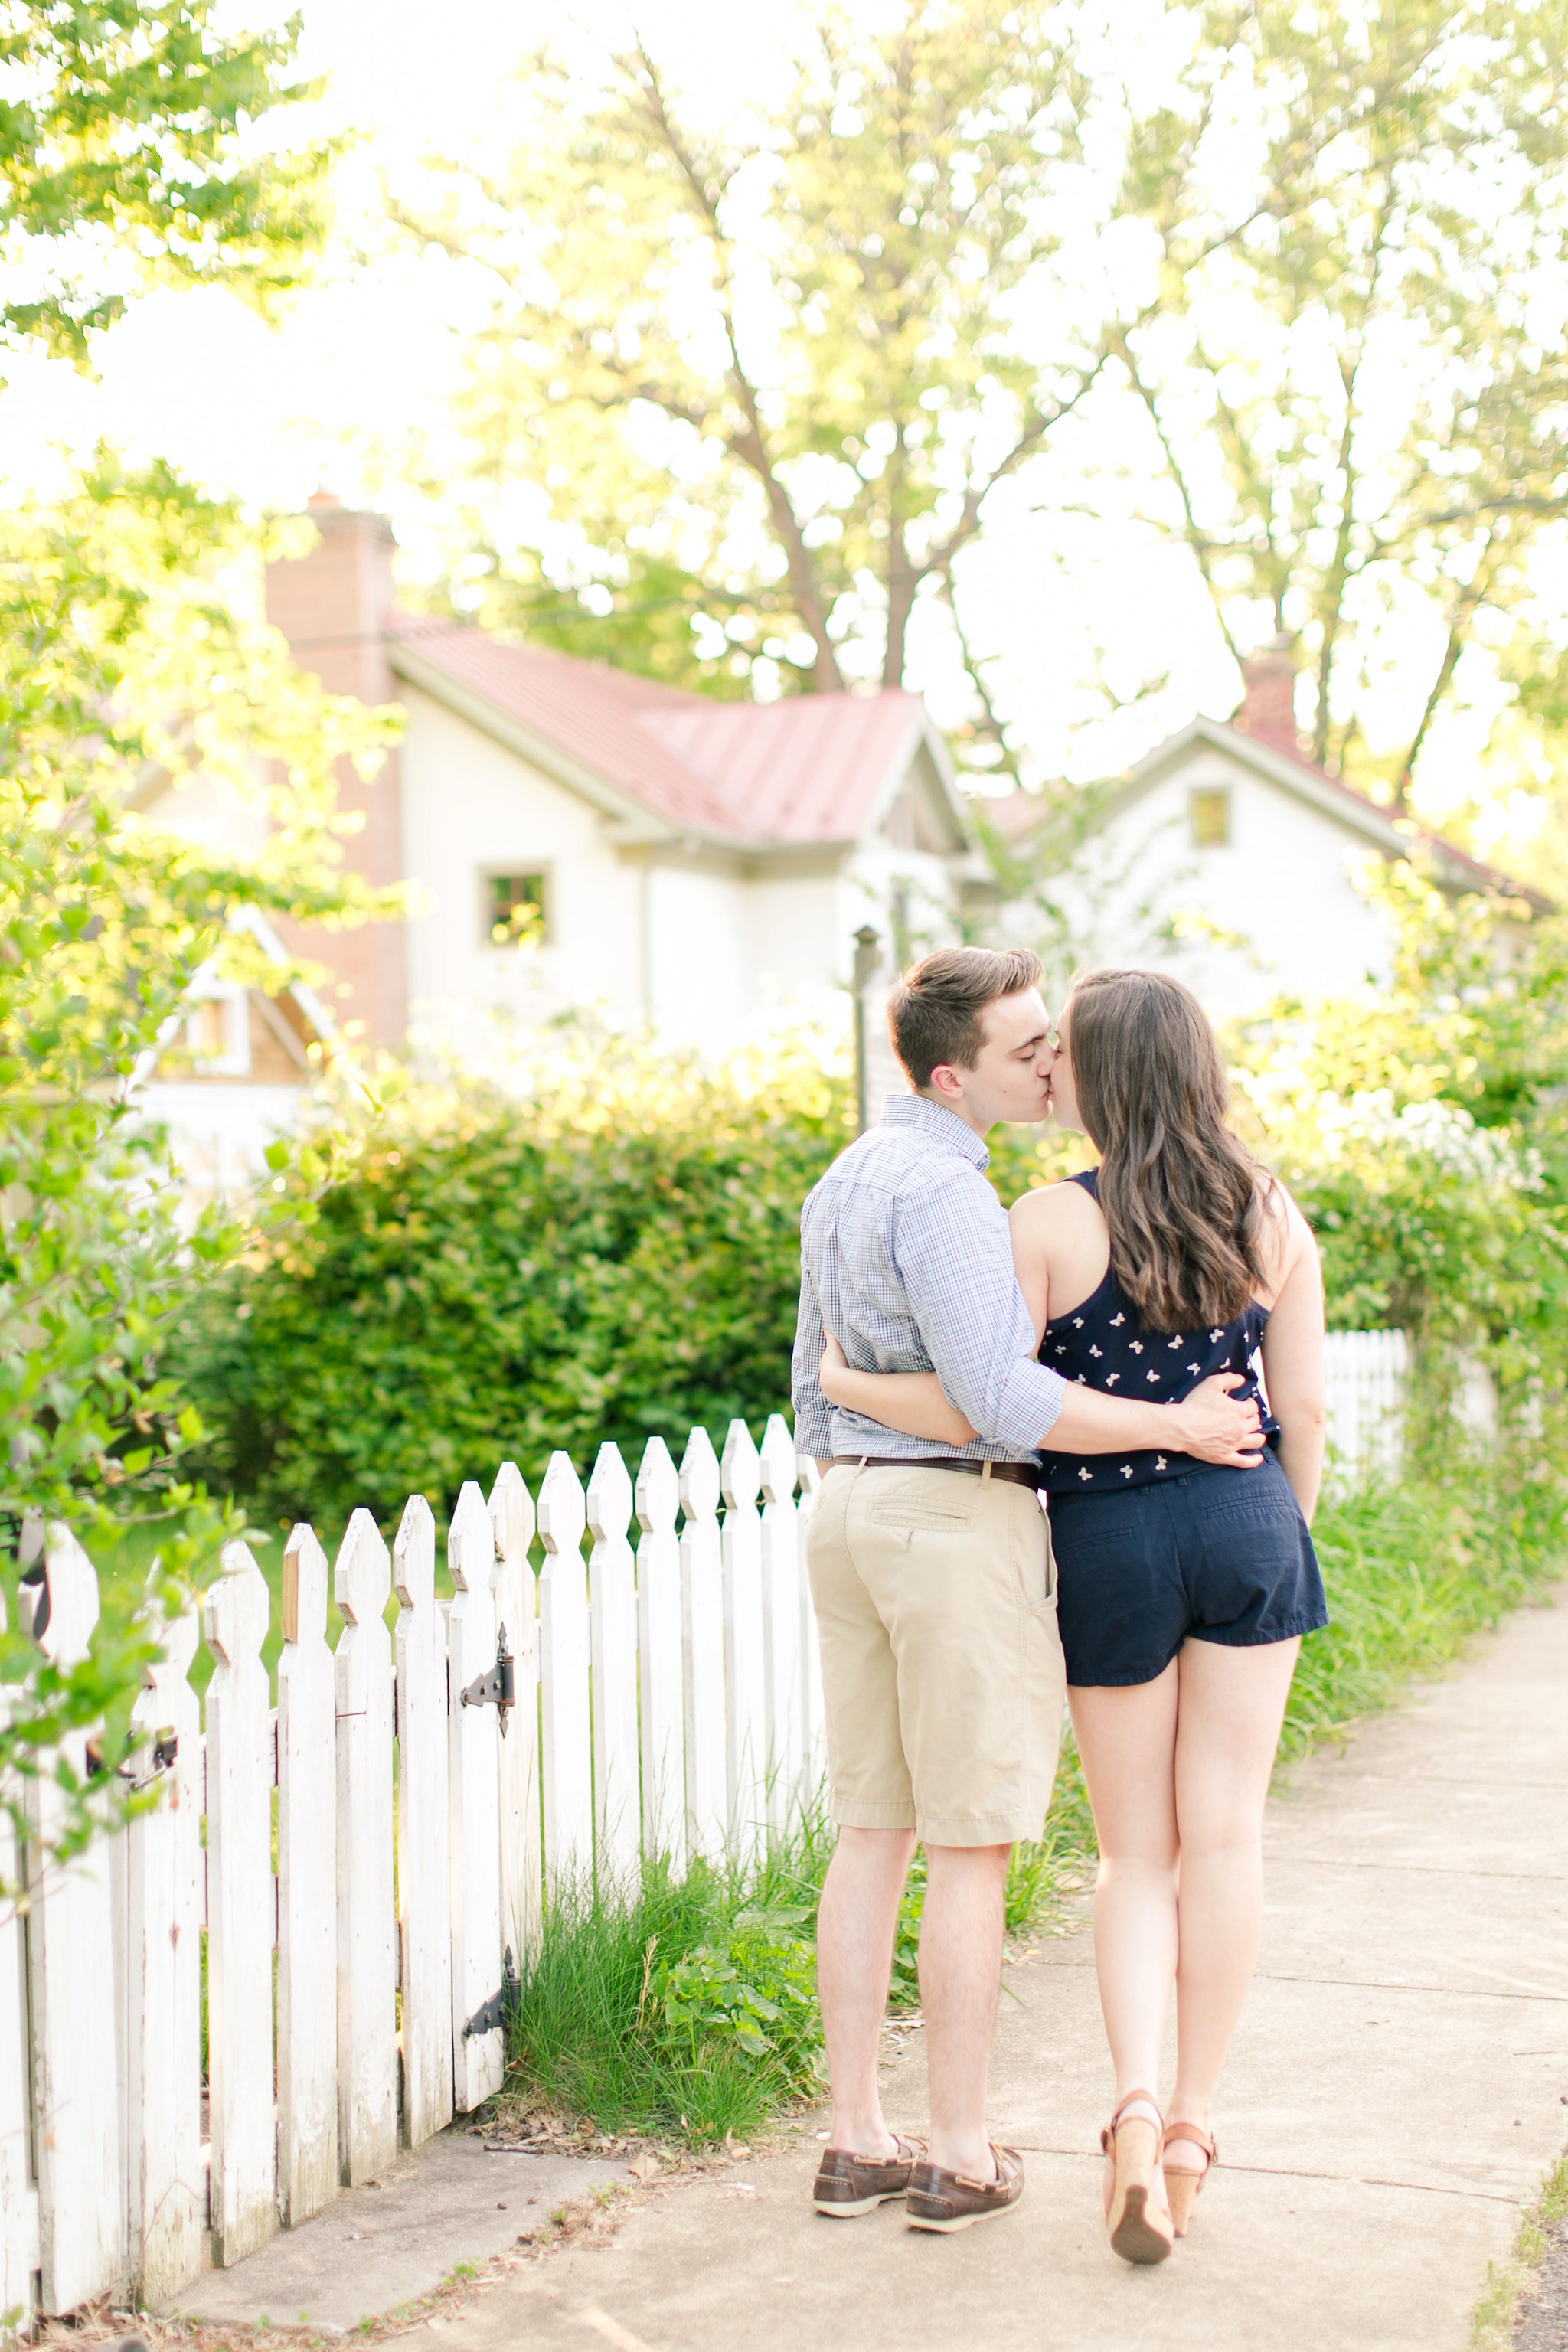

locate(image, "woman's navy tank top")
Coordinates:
1034 1168 1276 1496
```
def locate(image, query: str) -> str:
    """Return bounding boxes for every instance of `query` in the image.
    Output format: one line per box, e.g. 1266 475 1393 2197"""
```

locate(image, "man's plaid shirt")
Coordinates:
791 1093 1067 1465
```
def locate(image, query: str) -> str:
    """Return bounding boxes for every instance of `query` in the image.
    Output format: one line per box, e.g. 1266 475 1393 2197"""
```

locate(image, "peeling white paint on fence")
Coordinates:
392 1498 452 2153
634 1438 685 1877
488 1462 541 1965
759 1414 804 1837
586 1446 641 1896
537 1453 593 1893
126 1588 204 2298
204 1540 278 2269
0 1351 1427 2327
30 1527 123 2312
678 1426 727 1866
277 1526 337 2224
0 1590 38 2326
446 1484 505 2114
720 1422 767 1858
334 1512 397 2187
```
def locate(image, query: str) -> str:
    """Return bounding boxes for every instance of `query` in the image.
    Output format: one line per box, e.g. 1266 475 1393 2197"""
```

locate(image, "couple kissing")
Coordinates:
791 946 1327 2262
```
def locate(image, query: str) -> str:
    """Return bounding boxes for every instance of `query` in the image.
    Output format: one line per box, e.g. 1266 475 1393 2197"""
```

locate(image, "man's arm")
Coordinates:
893 1170 1069 1449
1052 1376 1263 1464
790 1259 834 1465
897 1171 1262 1462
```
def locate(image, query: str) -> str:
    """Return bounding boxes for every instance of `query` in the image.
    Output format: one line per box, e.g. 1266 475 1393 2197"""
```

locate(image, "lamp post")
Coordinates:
851 924 882 1135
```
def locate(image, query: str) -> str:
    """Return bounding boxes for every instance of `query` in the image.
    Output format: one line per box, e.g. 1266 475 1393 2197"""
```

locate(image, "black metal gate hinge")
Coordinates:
459 1622 515 1736
463 1945 519 2040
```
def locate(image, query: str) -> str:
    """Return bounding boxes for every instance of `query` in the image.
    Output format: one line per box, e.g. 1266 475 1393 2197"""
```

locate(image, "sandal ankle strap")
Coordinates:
1100 2089 1165 2151
1162 2121 1217 2163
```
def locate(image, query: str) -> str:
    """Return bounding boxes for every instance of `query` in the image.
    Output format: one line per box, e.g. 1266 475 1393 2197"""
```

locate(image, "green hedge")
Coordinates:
175 880 1568 1533
176 1069 1566 1537
172 1047 853 1530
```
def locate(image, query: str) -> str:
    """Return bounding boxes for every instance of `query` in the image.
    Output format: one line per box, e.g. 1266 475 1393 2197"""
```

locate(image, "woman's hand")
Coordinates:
819 1331 851 1406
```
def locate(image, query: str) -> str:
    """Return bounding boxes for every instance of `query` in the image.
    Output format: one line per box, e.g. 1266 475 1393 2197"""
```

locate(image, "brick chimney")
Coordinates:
1233 637 1304 762
266 497 407 1048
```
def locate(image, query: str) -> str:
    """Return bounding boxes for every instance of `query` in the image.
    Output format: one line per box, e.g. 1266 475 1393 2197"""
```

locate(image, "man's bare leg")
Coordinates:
920 1841 1011 2178
816 1824 917 2155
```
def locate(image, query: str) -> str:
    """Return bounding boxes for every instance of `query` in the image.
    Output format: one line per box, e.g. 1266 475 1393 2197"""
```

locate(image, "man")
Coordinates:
792 946 1262 2233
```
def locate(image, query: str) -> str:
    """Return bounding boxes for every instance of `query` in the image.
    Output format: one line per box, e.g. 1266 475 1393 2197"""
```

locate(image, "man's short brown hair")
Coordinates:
887 946 1044 1090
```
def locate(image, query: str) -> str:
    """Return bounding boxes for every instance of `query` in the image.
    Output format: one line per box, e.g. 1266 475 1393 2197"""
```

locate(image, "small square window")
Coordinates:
1189 787 1232 849
483 870 549 947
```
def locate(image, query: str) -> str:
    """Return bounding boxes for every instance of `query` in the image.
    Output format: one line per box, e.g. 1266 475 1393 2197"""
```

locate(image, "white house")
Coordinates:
988 645 1539 1012
266 498 980 1057
132 498 982 1174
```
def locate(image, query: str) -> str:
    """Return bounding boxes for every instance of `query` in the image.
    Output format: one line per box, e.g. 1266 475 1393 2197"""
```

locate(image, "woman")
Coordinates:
818 967 1327 2264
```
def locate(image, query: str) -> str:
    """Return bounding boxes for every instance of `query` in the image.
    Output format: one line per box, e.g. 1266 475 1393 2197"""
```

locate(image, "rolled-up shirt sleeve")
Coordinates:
893 1168 1066 1449
790 1261 834 1462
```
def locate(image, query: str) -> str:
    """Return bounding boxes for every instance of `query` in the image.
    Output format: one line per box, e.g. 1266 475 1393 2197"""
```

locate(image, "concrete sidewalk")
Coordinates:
429 1584 1568 2352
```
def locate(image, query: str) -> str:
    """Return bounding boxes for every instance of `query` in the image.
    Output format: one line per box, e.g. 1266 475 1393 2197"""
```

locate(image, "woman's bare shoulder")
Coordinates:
1255 1174 1318 1295
1008 1174 1101 1232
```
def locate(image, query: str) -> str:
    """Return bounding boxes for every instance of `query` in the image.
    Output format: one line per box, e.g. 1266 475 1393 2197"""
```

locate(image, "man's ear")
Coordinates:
928 1063 965 1101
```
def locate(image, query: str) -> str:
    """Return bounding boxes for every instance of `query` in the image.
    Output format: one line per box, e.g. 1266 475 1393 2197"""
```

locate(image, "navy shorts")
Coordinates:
1047 1449 1328 1689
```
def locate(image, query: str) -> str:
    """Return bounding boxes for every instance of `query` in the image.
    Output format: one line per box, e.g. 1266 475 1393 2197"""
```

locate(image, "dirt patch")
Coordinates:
1515 2216 1568 2352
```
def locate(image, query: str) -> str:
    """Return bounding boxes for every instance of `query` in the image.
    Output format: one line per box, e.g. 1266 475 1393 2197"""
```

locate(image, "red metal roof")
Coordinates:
386 616 922 846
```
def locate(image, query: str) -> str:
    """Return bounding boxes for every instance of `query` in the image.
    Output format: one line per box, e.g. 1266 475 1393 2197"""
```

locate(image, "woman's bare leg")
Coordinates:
1069 1661 1181 2190
1165 1635 1299 2170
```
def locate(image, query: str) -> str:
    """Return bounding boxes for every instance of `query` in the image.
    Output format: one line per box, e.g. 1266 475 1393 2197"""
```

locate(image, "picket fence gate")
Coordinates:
0 1414 826 2331
2 1335 1425 2330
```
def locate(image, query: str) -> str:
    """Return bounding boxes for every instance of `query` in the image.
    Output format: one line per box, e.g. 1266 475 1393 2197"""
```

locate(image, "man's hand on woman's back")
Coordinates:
1168 1374 1266 1467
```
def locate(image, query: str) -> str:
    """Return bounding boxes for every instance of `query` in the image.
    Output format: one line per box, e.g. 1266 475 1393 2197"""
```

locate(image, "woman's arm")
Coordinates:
818 1335 977 1445
1257 1193 1327 1521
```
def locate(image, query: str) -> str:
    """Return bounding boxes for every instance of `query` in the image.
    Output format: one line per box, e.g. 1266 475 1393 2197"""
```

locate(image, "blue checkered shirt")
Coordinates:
791 1093 1066 1464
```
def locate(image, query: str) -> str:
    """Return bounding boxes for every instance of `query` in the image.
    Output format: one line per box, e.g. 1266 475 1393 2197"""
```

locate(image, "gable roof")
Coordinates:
991 716 1546 909
384 616 966 855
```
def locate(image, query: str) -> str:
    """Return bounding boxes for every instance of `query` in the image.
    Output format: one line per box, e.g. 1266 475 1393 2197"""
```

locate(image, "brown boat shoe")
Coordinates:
812 2133 926 2217
905 2142 1025 2233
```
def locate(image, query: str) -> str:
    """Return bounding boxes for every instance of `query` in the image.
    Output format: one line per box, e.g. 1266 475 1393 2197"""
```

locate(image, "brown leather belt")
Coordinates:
833 1455 1045 1493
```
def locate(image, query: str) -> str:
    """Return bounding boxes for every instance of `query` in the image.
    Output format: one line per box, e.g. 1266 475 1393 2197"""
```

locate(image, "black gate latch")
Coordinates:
459 1622 514 1737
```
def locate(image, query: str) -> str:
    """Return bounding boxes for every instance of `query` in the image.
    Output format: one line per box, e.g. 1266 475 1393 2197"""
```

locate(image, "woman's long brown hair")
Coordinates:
1067 968 1269 1332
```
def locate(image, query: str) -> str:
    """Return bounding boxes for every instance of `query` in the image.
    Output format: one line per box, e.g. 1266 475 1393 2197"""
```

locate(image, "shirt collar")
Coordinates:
881 1091 991 1171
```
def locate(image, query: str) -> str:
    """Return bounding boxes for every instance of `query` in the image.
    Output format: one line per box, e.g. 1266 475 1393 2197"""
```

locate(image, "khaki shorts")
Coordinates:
805 1462 1067 1847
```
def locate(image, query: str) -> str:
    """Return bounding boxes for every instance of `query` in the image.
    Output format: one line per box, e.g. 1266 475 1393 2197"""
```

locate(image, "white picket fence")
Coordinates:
1321 1328 1410 1487
0 1414 825 2329
1 1334 1428 2329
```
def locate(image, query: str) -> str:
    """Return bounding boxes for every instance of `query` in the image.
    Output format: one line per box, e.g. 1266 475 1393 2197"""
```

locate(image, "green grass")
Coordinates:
1283 1451 1568 1757
495 1818 836 2146
1471 2151 1568 2351
496 1762 1102 2151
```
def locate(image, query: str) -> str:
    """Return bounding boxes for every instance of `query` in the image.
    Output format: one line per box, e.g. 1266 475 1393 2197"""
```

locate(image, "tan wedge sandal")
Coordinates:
1101 2090 1174 2265
1161 2122 1217 2237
